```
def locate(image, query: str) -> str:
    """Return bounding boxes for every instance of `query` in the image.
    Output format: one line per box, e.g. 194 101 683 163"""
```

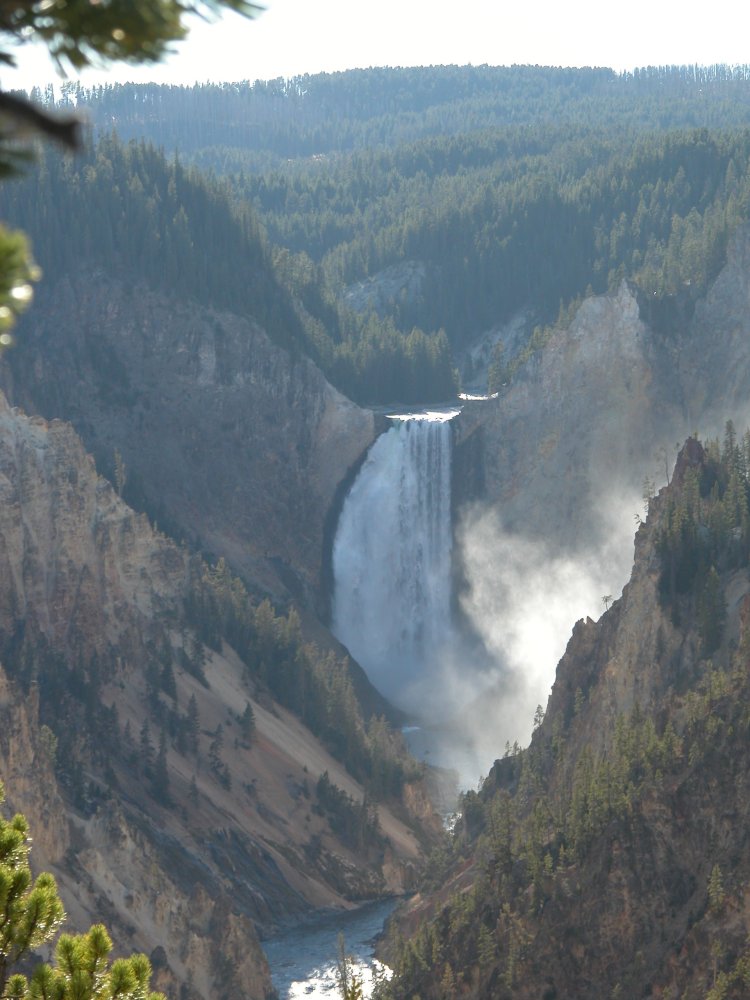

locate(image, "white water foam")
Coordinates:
332 411 457 713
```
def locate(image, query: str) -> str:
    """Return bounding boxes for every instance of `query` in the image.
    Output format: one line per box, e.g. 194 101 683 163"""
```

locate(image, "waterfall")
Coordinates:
332 411 457 712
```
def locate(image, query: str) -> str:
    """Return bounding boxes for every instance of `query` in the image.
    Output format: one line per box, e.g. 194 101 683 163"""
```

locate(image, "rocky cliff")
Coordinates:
0 272 377 613
455 225 750 558
385 437 750 998
454 279 680 555
0 391 431 1000
448 225 750 754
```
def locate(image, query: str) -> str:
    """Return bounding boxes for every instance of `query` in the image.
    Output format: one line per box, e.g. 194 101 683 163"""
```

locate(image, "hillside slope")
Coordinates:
1 271 377 614
0 391 434 1000
385 435 750 998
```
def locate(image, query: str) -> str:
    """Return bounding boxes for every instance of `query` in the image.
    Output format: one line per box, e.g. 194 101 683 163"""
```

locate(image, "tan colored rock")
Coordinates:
2 273 377 610
0 392 427 999
454 281 678 554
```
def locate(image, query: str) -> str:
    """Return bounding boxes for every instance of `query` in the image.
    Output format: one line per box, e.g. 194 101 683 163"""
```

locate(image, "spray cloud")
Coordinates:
445 485 641 782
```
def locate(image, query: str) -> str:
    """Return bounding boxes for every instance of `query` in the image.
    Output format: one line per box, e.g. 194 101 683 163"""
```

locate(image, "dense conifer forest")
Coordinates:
9 64 750 403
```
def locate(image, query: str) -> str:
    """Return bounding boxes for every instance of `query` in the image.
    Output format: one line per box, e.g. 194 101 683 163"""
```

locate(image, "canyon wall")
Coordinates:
389 437 750 998
455 225 750 557
1 272 377 612
0 391 425 999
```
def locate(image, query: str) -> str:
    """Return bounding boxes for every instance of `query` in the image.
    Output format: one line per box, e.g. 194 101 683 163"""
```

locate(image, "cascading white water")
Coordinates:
332 410 458 712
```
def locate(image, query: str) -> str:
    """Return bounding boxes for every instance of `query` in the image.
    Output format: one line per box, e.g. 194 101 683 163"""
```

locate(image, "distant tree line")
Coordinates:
47 64 750 164
0 133 457 404
16 64 750 403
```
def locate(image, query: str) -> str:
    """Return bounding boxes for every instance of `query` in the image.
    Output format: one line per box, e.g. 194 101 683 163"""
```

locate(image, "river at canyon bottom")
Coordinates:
263 897 399 999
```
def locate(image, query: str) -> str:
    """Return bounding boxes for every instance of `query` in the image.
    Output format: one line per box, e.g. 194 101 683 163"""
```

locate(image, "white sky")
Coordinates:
4 0 750 92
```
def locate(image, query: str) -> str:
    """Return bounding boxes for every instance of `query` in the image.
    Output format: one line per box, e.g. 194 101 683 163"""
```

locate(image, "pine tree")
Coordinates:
699 566 726 655
335 934 364 1000
151 730 171 804
208 724 231 789
186 634 208 686
708 864 726 912
160 659 177 701
239 701 256 745
208 724 224 770
186 693 200 754
0 797 64 994
122 719 137 766
139 719 154 777
0 783 164 999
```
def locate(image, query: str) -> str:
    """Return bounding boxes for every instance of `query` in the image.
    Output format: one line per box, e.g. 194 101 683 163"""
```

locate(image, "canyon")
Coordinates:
5 215 750 997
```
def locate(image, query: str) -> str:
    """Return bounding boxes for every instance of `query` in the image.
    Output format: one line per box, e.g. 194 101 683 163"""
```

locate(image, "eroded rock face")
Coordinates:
0 672 68 865
0 393 274 998
2 273 376 611
0 391 187 656
454 281 680 553
0 394 426 1000
454 225 750 631
343 260 426 317
679 224 750 425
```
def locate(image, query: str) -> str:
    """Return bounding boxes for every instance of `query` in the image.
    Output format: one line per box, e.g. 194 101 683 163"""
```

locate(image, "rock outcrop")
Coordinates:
678 224 750 425
342 260 426 317
0 391 428 999
1 272 377 612
454 224 750 561
454 280 680 554
386 439 750 999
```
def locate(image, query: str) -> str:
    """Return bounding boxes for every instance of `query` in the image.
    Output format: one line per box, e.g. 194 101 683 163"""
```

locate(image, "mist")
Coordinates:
329 405 674 793
419 485 644 789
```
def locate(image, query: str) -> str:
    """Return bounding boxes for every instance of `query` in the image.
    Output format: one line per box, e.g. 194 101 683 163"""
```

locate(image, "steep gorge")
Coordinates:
10 223 750 778
385 437 750 998
7 145 750 1000
0 390 433 1000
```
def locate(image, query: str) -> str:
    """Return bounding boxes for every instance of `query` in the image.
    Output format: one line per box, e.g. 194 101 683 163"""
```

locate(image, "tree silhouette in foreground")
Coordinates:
0 783 165 999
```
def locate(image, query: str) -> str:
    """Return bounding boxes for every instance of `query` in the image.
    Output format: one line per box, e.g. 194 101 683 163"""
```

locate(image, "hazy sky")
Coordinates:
4 0 750 92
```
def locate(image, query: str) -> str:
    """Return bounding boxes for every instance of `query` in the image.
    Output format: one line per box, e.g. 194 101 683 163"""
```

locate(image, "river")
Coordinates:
263 898 398 999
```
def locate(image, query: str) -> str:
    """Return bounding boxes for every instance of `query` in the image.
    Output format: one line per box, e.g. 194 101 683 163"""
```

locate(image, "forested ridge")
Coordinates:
44 64 750 163
0 135 305 347
15 64 750 404
0 133 458 405
374 430 750 999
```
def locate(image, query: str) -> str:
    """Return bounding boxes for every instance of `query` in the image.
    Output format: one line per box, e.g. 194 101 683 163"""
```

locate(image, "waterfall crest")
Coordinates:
332 411 457 711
